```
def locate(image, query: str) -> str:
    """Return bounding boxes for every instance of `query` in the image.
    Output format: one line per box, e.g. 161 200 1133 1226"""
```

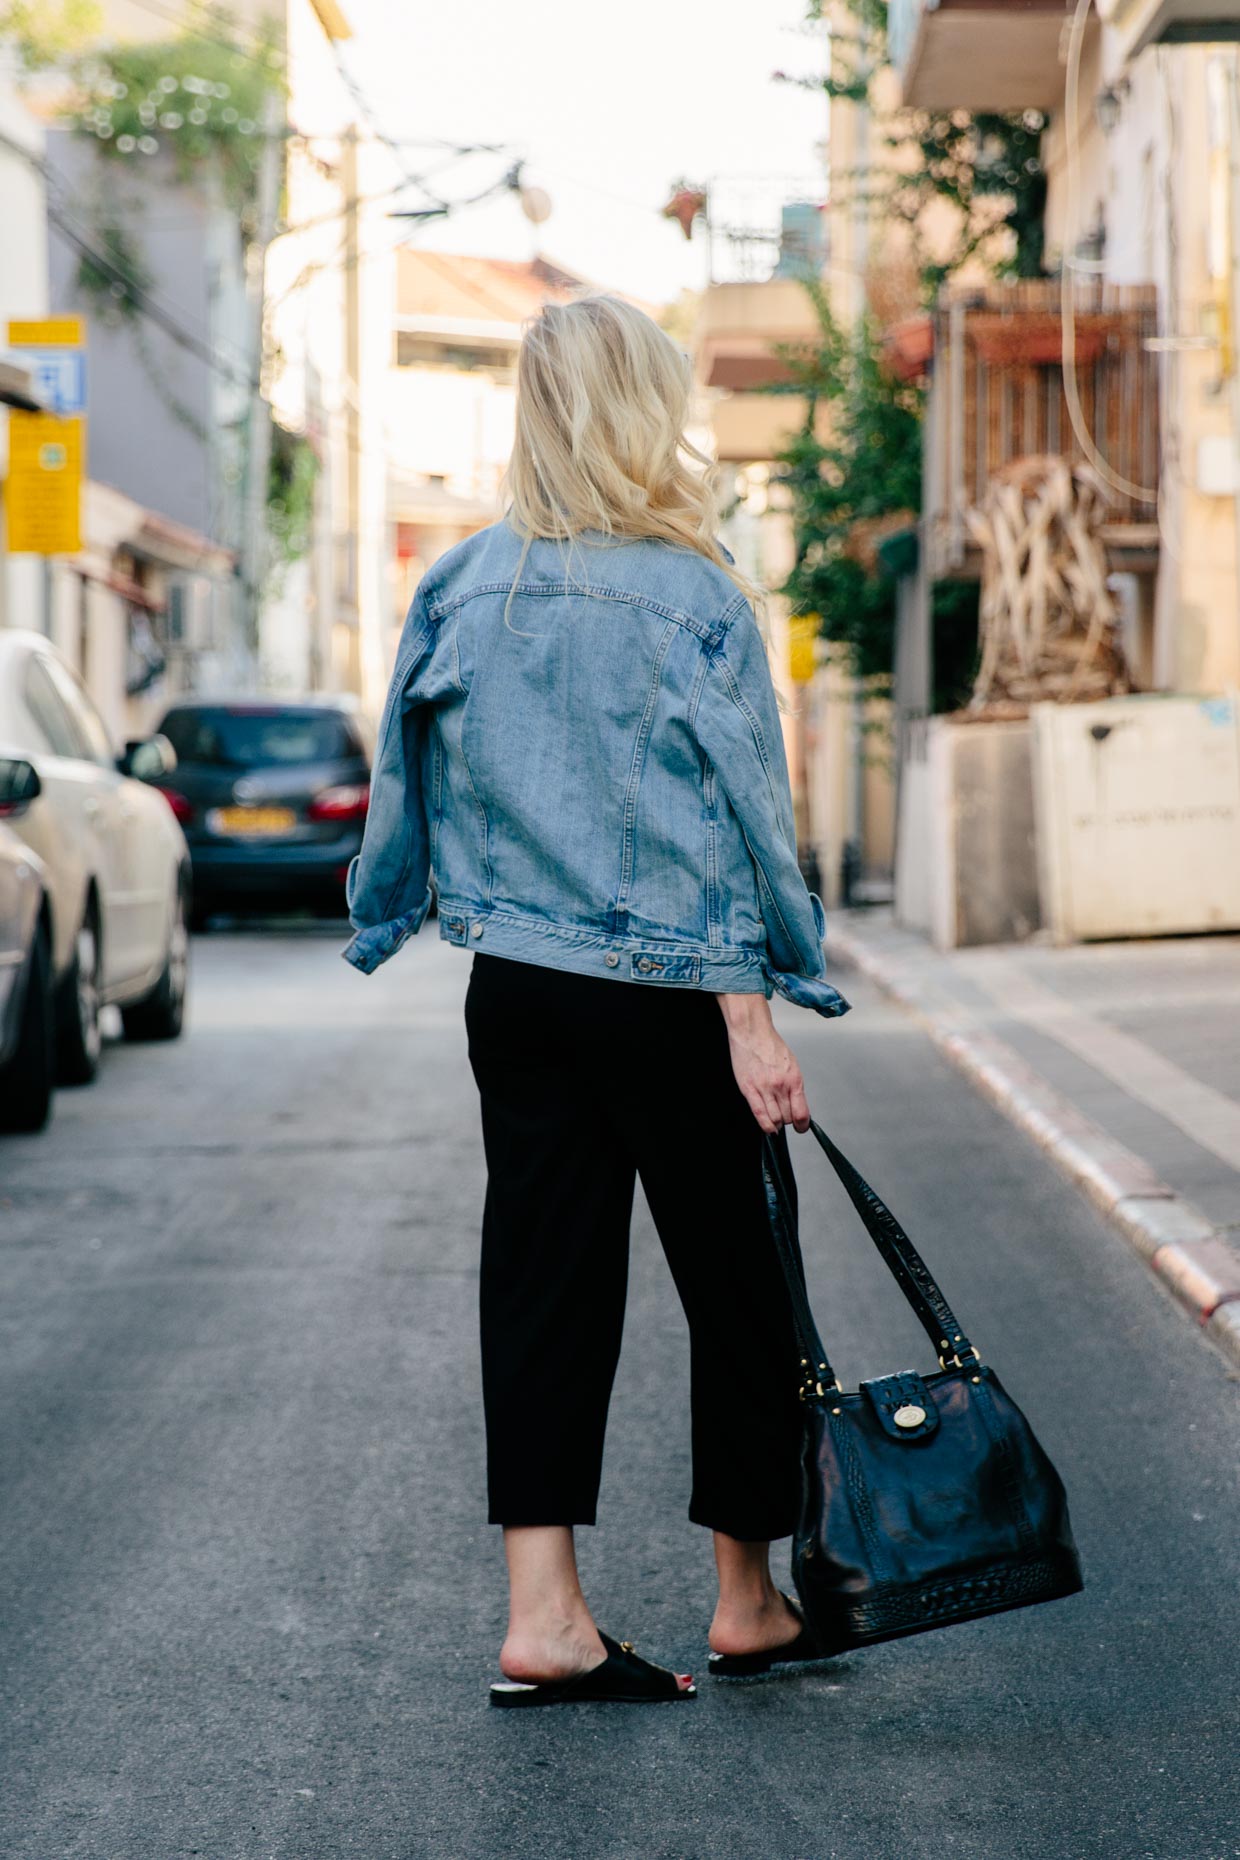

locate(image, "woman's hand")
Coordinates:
717 994 811 1135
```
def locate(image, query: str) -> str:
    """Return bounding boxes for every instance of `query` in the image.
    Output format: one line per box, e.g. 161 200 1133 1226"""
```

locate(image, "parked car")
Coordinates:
0 763 54 1132
0 630 191 1083
147 697 371 926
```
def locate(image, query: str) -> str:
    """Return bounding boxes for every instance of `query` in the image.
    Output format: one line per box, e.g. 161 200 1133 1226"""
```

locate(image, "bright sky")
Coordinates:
346 0 829 307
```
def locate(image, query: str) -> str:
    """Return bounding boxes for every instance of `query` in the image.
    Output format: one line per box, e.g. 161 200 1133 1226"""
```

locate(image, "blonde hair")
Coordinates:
504 293 761 612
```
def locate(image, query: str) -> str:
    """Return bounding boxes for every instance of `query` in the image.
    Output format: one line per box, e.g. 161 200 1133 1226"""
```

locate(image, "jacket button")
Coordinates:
471 922 484 939
636 956 652 973
604 951 620 968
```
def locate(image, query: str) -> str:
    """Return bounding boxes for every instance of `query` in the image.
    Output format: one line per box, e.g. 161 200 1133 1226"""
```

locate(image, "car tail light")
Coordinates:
161 788 195 825
307 782 370 822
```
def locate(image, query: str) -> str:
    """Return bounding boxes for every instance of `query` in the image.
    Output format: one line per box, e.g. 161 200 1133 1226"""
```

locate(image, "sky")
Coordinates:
345 0 829 307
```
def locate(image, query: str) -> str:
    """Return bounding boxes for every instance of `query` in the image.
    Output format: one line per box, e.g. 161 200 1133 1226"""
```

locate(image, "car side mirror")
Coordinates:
0 758 42 817
120 734 178 781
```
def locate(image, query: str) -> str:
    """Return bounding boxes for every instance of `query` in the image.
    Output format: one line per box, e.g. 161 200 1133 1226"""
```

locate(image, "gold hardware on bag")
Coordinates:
893 1404 927 1429
619 1641 634 1653
939 1346 983 1370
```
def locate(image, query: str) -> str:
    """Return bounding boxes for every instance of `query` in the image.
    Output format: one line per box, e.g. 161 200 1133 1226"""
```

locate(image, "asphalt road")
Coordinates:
1 926 1238 1860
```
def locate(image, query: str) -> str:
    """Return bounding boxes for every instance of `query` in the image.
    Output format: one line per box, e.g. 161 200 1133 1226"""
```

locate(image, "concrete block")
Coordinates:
1205 1301 1240 1374
1111 1196 1219 1263
1151 1237 1240 1321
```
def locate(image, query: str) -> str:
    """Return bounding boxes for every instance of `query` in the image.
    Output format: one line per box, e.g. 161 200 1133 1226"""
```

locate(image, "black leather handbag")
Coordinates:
763 1120 1084 1656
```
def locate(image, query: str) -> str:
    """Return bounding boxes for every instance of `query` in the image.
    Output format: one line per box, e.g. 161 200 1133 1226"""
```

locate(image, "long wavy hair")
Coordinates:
503 293 762 616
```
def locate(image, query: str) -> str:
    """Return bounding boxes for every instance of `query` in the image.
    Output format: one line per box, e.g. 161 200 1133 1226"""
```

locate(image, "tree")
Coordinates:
777 285 922 683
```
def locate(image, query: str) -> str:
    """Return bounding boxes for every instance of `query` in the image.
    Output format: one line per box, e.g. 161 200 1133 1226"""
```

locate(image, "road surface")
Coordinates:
1 927 1237 1860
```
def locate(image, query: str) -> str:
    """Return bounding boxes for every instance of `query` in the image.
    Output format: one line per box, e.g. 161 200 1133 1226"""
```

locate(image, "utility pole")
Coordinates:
342 121 362 695
235 86 283 677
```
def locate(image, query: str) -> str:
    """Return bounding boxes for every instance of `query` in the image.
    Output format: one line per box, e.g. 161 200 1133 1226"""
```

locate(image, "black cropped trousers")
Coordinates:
464 951 805 1542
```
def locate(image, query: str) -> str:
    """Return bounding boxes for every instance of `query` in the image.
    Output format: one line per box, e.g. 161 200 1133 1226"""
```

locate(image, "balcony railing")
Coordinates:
922 280 1161 580
890 0 1074 113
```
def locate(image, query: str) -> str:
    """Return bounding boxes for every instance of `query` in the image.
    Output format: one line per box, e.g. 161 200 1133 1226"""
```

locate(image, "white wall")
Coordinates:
386 364 516 500
262 0 398 710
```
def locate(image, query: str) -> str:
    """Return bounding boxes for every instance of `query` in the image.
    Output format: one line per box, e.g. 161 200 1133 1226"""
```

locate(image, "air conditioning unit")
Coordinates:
1032 693 1240 942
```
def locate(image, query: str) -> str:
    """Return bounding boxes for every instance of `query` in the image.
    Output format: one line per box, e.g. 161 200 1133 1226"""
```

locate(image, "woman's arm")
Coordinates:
341 595 437 974
717 991 811 1135
690 598 850 1022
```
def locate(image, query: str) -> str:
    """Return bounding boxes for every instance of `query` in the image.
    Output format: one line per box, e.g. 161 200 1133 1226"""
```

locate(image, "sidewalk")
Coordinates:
826 910 1240 1373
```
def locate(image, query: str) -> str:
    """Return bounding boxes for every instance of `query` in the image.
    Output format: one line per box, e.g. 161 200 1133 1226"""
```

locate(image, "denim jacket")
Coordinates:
342 521 850 1018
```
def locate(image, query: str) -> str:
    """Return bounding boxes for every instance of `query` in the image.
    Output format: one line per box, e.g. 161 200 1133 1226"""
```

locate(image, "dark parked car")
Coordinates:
148 698 372 928
0 760 54 1132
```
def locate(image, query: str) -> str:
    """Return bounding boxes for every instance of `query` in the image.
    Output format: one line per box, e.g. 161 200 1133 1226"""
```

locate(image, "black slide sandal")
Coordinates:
489 1633 696 1708
708 1592 826 1679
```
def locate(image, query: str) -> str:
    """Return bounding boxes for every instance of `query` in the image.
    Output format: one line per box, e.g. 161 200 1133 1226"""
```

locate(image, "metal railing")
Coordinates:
923 280 1161 577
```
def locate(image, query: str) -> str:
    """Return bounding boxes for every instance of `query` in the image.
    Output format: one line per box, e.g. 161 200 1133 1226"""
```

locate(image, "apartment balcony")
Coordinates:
1096 0 1240 58
920 280 1160 580
692 278 829 465
889 0 1075 112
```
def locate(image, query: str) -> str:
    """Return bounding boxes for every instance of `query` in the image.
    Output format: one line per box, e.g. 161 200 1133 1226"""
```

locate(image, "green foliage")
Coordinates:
64 28 283 228
74 219 152 326
776 285 923 683
0 0 101 70
266 422 317 581
888 109 1047 292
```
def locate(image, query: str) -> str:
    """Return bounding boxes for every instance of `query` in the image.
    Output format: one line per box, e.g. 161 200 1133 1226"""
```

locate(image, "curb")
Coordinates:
826 920 1240 1376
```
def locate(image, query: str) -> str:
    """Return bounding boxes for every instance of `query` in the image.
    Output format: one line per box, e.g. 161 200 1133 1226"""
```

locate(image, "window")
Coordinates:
158 707 358 768
395 332 516 377
41 655 115 765
24 656 89 761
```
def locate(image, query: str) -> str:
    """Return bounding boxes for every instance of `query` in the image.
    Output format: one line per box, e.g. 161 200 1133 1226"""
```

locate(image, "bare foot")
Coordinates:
500 1614 607 1686
500 1618 693 1691
709 1590 802 1658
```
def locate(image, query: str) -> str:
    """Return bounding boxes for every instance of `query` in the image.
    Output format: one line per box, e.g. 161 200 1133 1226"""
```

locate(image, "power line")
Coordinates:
48 205 257 387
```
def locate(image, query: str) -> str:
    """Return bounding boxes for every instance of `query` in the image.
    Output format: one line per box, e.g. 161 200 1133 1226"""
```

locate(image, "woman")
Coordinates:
344 294 850 1707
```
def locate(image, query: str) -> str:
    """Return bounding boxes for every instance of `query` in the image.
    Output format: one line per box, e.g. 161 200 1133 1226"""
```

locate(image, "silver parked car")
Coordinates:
0 761 53 1131
0 631 191 1082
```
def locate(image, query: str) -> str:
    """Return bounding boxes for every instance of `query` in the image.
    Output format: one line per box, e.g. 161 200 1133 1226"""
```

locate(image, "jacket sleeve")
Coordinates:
341 594 438 975
690 601 850 1019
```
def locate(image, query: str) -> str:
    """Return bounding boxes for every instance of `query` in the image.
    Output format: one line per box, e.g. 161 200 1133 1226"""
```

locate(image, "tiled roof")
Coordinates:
395 251 590 323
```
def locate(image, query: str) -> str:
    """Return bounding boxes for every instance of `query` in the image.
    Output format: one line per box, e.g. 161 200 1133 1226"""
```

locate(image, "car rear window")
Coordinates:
159 709 358 768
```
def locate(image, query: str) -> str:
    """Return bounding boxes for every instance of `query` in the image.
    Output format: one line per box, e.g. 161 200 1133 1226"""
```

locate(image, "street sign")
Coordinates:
6 318 87 416
5 412 83 554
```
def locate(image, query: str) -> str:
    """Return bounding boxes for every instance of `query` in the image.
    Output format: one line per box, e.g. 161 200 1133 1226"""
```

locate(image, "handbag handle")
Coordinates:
761 1119 979 1398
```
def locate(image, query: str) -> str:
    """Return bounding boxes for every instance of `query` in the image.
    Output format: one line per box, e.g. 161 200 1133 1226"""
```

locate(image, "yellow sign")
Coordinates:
8 317 84 348
5 413 83 554
788 613 820 684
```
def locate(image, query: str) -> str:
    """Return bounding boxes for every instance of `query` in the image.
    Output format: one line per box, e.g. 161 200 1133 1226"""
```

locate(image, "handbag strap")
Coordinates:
761 1136 835 1394
761 1119 979 1398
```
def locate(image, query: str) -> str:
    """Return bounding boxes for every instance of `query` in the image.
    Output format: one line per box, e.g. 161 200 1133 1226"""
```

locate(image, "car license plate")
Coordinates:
208 805 297 836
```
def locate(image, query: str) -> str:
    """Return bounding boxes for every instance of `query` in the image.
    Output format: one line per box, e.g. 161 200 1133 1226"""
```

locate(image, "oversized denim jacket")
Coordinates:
342 521 850 1018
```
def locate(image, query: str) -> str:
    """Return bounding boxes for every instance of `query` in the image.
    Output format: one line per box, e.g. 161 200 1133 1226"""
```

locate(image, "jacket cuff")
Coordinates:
341 888 433 974
765 891 849 1015
767 967 852 1018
